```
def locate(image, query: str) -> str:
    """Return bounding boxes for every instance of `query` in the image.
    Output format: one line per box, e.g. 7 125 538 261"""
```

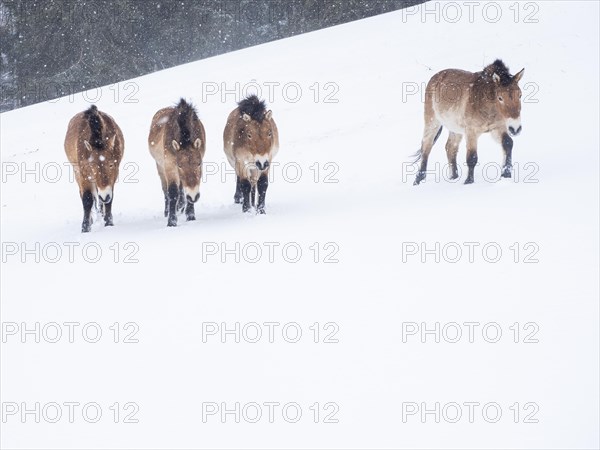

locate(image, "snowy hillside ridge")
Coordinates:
1 2 599 450
0 0 428 112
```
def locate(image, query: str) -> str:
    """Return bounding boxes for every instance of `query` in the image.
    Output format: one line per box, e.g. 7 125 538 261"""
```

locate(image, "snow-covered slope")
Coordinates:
1 2 598 448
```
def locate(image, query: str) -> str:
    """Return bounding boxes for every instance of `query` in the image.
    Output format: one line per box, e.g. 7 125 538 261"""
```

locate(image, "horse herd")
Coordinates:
65 95 278 232
65 59 524 233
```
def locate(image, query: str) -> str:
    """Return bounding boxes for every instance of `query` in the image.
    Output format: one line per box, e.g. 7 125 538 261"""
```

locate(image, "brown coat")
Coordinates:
64 105 124 232
414 59 524 185
148 99 206 226
223 95 279 213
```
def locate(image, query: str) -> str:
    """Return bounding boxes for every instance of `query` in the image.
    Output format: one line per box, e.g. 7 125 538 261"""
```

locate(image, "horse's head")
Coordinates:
236 96 275 172
492 65 525 136
83 134 119 204
171 138 203 204
239 109 274 170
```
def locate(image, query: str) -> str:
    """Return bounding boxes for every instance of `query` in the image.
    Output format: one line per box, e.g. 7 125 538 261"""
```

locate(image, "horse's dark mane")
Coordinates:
84 105 104 149
175 98 198 147
483 59 513 86
238 95 267 123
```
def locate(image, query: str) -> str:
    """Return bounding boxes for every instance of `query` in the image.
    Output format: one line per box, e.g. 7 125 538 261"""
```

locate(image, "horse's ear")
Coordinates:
109 134 117 147
492 73 501 84
194 138 202 149
83 140 92 152
265 110 273 120
171 140 181 151
513 68 525 84
242 113 251 122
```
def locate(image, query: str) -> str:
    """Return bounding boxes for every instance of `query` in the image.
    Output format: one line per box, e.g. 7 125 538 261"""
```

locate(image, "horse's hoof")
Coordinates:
257 208 266 215
81 223 91 233
242 205 251 213
105 221 114 227
234 196 242 204
464 178 474 185
501 170 512 179
167 218 177 227
186 215 196 222
414 172 426 185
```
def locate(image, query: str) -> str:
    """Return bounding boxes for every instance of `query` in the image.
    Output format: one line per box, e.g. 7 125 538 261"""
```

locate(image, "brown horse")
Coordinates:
414 59 525 185
223 95 279 214
149 99 206 227
65 105 125 232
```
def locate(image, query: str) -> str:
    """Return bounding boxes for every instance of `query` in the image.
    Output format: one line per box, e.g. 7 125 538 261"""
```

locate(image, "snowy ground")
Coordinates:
1 1 599 449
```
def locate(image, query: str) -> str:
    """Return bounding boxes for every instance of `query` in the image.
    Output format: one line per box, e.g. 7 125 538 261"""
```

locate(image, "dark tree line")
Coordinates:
0 0 425 112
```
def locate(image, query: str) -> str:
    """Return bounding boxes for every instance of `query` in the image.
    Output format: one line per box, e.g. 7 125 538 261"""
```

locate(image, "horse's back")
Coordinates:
197 120 207 159
429 67 474 83
99 110 125 159
148 107 174 163
149 105 205 164
223 108 241 167
65 109 124 164
268 116 280 160
427 68 476 100
149 107 174 143
426 68 478 133
64 112 86 165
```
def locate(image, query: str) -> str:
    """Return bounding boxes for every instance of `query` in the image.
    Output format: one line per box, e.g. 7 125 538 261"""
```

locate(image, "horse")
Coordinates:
148 99 206 227
223 95 279 214
413 59 525 185
64 105 125 232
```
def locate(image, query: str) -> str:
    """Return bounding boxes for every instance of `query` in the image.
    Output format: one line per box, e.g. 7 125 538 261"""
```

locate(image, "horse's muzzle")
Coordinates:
98 187 113 204
255 160 270 171
98 194 111 204
187 193 200 204
509 125 522 136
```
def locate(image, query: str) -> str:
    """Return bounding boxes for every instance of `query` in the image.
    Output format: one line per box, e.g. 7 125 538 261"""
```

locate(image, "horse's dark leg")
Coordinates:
251 185 256 208
445 132 462 180
234 176 243 204
465 150 478 184
167 182 179 226
415 124 442 185
94 195 104 217
240 178 252 213
256 173 268 215
81 190 94 233
185 198 196 221
501 132 514 178
177 182 185 214
157 164 168 217
465 134 478 185
103 196 114 226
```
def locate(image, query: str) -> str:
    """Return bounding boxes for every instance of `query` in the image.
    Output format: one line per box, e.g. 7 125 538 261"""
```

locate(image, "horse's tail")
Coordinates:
410 126 443 164
84 105 104 149
176 98 196 147
410 149 424 165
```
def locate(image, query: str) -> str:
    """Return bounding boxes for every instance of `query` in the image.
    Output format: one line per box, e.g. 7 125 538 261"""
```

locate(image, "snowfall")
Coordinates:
1 1 598 449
